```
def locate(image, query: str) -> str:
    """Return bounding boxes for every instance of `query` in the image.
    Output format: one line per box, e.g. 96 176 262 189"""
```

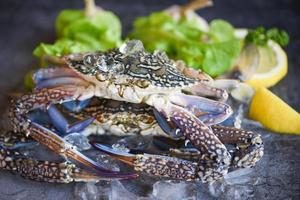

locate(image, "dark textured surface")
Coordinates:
0 0 300 199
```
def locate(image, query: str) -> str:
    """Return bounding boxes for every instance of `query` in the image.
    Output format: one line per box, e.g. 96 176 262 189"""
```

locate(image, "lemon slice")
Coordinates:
249 87 300 134
234 29 288 89
246 40 287 89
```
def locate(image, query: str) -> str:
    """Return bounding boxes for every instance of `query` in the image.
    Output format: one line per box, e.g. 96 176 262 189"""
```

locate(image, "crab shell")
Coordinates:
62 40 208 104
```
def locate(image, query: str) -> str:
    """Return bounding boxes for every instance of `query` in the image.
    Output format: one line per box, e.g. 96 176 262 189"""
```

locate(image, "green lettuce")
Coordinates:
129 12 242 77
33 9 122 58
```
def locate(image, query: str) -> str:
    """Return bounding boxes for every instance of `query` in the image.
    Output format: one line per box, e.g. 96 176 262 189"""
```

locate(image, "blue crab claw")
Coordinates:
33 67 80 84
169 93 232 126
188 82 229 102
28 108 52 125
154 103 232 181
211 125 264 169
35 77 88 90
62 99 91 112
153 109 184 138
33 68 89 90
47 104 95 136
91 142 198 180
28 122 138 180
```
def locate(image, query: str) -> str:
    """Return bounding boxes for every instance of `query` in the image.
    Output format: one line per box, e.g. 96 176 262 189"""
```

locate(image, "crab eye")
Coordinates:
96 56 109 72
83 54 96 66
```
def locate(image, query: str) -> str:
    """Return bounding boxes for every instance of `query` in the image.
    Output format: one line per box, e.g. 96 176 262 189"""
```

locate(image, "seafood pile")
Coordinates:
0 40 263 183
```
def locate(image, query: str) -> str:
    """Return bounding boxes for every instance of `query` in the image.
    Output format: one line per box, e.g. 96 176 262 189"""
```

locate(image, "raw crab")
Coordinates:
0 40 263 183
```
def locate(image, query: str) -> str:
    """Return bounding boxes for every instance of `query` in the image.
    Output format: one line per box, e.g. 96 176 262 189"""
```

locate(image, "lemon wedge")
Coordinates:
249 87 300 134
234 29 288 89
246 40 288 89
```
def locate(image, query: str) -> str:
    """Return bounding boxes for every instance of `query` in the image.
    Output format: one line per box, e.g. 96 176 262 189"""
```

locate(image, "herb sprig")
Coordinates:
245 27 289 47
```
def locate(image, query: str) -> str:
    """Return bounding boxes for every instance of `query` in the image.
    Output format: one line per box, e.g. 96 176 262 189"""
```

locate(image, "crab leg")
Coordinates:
173 62 228 101
92 143 198 181
187 83 229 102
0 148 121 183
9 86 138 179
154 125 264 169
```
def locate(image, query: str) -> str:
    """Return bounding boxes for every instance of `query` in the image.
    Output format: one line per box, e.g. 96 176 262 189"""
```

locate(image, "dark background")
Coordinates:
0 0 299 199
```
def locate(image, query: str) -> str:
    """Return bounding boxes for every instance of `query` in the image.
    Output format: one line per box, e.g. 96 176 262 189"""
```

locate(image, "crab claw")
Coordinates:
47 104 95 136
211 125 264 169
91 143 198 180
33 67 79 84
153 94 232 139
28 122 138 180
169 93 232 126
152 99 232 181
187 82 229 102
153 109 183 138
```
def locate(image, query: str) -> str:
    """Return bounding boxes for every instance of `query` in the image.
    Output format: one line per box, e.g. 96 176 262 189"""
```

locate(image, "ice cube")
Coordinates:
96 154 120 172
110 180 138 200
152 180 197 200
74 182 110 200
119 40 144 55
208 168 259 199
224 168 254 185
64 132 91 151
225 185 255 200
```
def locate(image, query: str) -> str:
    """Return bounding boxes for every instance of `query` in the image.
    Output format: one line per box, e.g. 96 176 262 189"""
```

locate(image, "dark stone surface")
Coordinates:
0 0 299 199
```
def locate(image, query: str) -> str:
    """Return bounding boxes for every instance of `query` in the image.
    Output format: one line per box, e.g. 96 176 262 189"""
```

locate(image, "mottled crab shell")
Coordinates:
64 40 198 89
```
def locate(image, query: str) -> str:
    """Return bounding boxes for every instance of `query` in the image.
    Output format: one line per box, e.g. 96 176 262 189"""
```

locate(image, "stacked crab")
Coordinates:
0 40 263 183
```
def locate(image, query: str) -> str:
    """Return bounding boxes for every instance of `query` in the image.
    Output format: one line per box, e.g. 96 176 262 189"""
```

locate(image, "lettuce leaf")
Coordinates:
34 9 122 58
130 12 242 77
209 19 235 42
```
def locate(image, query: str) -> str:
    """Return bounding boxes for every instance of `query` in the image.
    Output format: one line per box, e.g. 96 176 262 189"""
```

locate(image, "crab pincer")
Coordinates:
211 125 264 168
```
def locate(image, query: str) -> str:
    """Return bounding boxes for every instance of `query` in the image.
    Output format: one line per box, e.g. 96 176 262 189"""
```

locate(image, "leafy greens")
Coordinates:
129 12 242 77
33 9 122 58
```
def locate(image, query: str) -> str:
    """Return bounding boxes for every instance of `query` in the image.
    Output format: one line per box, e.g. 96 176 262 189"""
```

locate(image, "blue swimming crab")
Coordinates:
0 40 263 183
